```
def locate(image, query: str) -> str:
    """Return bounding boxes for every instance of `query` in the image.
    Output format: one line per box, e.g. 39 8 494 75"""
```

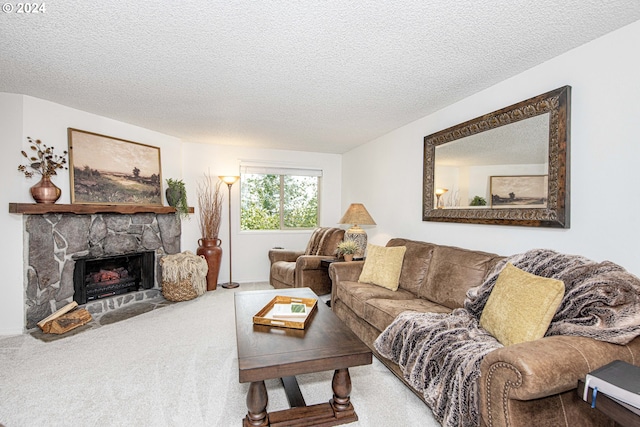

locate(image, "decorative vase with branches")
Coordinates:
196 174 224 290
18 137 68 203
197 174 224 239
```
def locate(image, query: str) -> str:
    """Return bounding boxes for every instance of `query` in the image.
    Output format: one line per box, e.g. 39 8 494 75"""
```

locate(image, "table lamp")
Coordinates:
338 203 376 258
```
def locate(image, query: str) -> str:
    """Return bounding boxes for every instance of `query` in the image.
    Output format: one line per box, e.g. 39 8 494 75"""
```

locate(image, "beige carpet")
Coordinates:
0 282 439 426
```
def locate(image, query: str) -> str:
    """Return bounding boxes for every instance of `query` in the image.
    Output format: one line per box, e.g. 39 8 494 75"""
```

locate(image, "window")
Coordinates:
240 166 321 230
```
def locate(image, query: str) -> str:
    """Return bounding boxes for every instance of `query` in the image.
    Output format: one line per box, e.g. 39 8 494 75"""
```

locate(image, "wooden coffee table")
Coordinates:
235 287 372 427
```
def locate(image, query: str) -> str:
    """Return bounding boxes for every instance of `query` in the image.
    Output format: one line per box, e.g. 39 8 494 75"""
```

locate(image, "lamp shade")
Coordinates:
218 176 240 185
338 203 376 226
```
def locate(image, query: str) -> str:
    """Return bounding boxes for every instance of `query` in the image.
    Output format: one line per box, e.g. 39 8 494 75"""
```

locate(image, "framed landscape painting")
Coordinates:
68 128 163 205
490 175 548 208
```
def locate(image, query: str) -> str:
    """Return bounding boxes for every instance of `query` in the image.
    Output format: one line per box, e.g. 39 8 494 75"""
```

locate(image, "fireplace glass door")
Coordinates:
73 252 154 304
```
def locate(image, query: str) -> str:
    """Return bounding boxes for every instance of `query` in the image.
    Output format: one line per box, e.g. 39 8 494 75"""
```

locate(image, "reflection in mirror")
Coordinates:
423 86 570 228
435 113 549 208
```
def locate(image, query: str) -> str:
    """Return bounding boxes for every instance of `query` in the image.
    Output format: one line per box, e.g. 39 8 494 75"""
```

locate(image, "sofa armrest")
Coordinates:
295 255 334 270
329 260 365 283
479 334 640 423
329 261 365 306
268 249 304 264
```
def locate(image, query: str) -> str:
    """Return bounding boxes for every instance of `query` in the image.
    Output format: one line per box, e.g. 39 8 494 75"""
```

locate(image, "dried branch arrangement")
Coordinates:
197 174 224 239
18 137 68 178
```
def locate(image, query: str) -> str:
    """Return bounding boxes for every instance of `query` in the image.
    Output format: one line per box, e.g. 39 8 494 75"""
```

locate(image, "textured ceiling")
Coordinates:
2 1 640 154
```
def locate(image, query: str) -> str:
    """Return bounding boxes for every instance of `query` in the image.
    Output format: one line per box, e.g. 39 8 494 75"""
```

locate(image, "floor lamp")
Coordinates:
435 188 448 209
218 176 240 289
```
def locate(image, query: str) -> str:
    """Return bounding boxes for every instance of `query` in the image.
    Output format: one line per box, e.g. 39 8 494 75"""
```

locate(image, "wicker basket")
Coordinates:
162 276 199 302
160 251 208 302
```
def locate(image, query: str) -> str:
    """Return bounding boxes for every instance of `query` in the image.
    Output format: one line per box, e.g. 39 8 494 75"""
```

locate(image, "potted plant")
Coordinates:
470 196 487 206
336 240 359 262
165 178 190 220
18 137 68 204
196 174 224 290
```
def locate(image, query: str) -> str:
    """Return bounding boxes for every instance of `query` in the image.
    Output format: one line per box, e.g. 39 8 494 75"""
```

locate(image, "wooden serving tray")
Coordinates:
253 295 318 329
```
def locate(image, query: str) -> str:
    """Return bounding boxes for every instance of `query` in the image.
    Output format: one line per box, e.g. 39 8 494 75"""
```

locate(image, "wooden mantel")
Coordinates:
9 203 195 215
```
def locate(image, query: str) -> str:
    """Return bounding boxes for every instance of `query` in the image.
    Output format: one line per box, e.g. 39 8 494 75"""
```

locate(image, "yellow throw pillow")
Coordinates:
358 244 406 291
480 263 565 346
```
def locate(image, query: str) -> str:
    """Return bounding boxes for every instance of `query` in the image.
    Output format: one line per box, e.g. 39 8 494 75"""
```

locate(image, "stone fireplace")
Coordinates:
24 212 181 329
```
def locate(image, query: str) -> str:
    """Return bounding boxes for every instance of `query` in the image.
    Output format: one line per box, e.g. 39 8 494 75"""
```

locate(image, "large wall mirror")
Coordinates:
423 86 570 227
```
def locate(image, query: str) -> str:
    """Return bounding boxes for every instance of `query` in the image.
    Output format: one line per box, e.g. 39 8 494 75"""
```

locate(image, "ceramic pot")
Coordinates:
30 176 61 204
197 238 223 291
166 187 183 207
343 254 354 262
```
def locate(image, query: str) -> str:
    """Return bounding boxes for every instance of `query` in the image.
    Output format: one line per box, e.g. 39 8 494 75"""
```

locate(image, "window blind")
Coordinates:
240 165 322 177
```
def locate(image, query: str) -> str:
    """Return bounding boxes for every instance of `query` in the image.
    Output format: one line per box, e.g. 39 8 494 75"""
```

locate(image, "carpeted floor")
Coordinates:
0 282 439 426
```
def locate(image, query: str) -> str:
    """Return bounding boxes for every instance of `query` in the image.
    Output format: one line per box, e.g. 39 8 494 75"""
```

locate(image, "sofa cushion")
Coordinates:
420 245 500 309
386 238 436 295
304 227 345 256
359 244 407 291
480 263 565 346
364 298 452 332
271 261 295 284
336 281 415 319
305 228 324 255
317 228 346 256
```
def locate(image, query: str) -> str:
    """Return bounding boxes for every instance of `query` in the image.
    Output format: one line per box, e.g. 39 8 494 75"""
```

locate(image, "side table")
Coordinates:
320 259 338 307
577 379 640 427
320 258 338 269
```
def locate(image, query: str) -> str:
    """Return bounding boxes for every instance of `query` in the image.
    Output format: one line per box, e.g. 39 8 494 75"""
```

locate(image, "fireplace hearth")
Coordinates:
73 251 155 305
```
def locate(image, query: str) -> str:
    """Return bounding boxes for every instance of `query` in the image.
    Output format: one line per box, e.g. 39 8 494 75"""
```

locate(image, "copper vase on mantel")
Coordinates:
197 238 223 291
30 176 61 204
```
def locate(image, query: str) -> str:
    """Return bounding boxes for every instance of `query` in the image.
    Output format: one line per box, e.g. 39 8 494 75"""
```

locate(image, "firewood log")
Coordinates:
37 301 78 329
41 309 92 334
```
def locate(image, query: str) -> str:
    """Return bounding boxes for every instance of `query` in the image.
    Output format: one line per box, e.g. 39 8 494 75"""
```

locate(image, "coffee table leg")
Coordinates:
331 368 352 412
246 380 268 426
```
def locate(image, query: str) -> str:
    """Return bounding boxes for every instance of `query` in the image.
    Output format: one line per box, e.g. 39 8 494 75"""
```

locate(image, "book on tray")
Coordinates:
270 302 308 318
583 360 640 410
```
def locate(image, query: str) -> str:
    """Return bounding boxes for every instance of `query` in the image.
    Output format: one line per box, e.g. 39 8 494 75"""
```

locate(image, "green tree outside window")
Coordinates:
241 172 319 230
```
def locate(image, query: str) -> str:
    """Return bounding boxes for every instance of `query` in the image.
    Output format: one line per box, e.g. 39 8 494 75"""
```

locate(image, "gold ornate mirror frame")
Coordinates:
423 86 570 228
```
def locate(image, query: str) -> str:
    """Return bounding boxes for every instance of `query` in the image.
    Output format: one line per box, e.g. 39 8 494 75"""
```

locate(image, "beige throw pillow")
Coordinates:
480 263 565 346
358 244 406 291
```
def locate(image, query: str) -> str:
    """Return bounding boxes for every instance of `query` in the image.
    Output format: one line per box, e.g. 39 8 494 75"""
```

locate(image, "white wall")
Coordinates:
342 20 640 277
179 142 342 283
0 94 27 335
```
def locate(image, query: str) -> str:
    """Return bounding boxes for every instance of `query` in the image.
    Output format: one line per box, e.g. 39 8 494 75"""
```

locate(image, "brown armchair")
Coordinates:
268 227 345 296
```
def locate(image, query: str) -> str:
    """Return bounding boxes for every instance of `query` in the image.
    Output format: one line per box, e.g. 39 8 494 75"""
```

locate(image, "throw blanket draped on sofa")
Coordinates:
374 249 640 427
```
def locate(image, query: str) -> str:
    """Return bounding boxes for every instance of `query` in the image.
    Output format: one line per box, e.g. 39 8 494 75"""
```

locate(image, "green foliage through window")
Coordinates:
241 170 320 230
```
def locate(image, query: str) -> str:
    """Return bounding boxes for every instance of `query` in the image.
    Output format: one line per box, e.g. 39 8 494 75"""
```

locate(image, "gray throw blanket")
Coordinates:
374 249 640 427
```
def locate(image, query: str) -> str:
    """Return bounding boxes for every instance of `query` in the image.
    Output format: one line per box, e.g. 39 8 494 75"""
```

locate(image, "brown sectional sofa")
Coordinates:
330 237 640 427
